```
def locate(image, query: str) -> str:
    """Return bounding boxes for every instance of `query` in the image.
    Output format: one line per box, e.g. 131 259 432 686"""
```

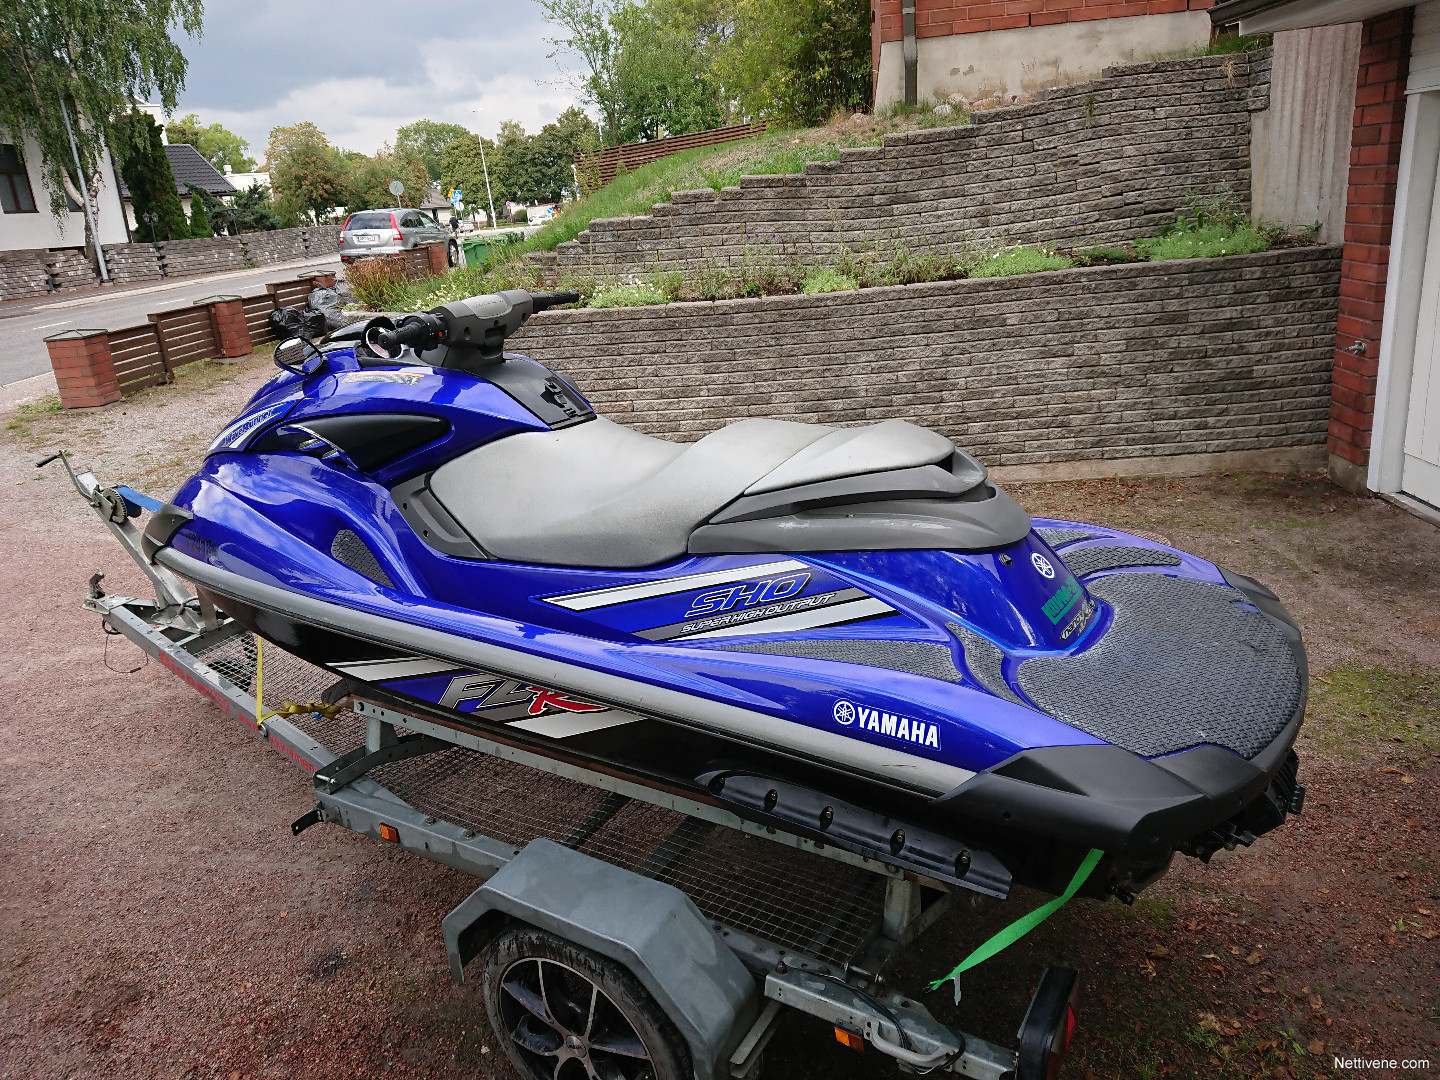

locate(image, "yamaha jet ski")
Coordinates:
138 288 1307 903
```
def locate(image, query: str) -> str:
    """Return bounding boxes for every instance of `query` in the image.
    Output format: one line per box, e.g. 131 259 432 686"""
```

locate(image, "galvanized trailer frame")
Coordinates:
60 453 1073 1080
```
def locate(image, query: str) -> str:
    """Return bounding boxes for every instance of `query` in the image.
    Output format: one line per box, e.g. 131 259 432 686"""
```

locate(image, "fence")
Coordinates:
574 123 767 191
45 241 453 408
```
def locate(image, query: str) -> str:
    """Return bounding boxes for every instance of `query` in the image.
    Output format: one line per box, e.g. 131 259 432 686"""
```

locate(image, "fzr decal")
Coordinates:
438 674 605 716
685 572 811 619
832 699 941 749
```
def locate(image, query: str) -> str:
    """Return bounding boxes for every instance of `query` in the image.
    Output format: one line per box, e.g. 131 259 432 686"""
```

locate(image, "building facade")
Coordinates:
0 127 128 253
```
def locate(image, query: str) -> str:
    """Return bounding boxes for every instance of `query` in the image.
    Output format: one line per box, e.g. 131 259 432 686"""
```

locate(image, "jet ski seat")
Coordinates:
428 416 961 567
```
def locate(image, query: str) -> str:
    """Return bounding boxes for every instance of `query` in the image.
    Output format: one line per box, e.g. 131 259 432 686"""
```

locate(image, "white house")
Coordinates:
0 127 128 253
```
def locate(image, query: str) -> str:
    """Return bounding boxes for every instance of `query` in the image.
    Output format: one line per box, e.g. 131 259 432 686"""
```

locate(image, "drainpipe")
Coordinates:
59 94 110 283
903 0 918 106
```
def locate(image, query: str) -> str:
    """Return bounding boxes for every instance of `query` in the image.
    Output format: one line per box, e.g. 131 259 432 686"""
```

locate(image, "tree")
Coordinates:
267 122 348 224
610 3 722 143
395 119 471 182
0 0 204 270
166 113 257 173
714 0 871 125
439 133 496 223
114 110 189 241
539 0 624 145
530 107 600 202
230 181 279 232
184 182 212 236
346 147 430 211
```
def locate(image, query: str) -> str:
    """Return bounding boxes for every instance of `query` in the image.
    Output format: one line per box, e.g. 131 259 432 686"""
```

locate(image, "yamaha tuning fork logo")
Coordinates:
1031 552 1056 578
833 699 940 749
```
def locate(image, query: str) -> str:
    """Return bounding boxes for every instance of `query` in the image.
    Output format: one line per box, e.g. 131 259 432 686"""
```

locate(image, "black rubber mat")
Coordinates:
1060 544 1182 578
1034 527 1094 547
331 529 393 588
950 622 1032 708
717 638 963 682
1017 574 1301 759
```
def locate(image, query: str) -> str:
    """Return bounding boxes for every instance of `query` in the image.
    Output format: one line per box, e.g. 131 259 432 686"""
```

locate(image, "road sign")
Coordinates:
388 179 405 197
449 188 463 206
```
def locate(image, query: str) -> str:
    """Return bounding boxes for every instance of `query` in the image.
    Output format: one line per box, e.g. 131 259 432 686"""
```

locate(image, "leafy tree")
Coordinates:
0 0 204 270
439 133 497 224
166 113 257 173
395 119 471 181
184 180 236 234
267 122 348 224
539 0 624 145
114 110 189 241
715 0 871 125
530 107 601 202
230 181 280 232
184 182 213 236
346 147 431 211
488 120 543 207
610 3 722 143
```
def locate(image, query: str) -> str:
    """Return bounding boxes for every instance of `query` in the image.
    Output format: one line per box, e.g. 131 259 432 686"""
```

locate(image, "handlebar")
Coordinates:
362 289 581 365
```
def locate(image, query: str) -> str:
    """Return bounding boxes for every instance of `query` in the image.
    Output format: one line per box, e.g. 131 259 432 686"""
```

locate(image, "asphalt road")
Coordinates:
0 255 340 386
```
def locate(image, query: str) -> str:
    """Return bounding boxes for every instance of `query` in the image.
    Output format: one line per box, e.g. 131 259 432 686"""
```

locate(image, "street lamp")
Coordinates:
469 108 499 231
142 210 159 245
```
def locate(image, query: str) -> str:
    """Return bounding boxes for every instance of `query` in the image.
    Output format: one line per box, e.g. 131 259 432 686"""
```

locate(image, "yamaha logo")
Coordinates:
1031 552 1056 579
832 700 857 726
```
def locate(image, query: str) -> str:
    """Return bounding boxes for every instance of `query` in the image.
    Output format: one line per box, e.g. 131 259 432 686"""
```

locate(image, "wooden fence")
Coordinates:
574 123 767 191
105 272 336 395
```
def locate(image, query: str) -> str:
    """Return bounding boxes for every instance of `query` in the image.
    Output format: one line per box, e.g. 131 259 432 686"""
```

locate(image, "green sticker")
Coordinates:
1042 577 1081 623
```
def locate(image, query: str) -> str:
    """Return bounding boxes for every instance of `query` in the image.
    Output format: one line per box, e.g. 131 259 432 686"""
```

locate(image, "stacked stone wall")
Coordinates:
45 248 97 291
158 236 246 276
102 242 165 284
513 247 1340 469
556 52 1270 280
0 250 51 300
241 228 308 264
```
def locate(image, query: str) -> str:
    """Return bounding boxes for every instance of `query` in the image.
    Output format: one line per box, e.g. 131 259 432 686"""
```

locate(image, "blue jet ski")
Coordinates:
139 289 1307 903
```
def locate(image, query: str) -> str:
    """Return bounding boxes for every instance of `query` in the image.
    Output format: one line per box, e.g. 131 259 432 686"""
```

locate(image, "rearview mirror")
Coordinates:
275 337 326 377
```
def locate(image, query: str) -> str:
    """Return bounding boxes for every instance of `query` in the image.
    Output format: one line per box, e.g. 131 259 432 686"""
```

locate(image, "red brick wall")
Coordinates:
1329 7 1414 475
875 0 1212 41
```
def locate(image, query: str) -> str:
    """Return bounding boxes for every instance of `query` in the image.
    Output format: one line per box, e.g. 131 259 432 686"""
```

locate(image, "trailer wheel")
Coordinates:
482 926 692 1080
447 239 460 267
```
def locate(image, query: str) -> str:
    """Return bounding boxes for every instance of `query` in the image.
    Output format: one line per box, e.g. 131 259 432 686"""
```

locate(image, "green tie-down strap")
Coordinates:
929 848 1104 1003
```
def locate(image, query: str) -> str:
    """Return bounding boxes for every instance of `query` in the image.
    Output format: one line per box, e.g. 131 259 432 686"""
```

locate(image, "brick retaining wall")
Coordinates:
513 247 1340 468
555 52 1269 280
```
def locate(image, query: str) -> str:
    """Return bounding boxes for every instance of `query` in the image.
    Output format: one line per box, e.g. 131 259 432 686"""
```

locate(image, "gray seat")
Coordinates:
428 416 956 567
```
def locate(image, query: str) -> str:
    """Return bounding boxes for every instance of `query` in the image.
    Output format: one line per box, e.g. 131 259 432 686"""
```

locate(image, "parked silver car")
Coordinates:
339 207 458 266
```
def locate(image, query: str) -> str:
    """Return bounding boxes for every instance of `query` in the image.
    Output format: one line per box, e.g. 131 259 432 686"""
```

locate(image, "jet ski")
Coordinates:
138 288 1307 903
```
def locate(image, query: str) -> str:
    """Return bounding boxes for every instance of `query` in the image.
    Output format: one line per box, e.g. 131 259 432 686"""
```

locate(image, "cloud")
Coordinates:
173 0 590 158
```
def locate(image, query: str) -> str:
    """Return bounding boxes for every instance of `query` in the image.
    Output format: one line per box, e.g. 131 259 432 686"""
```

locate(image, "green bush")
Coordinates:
1137 224 1268 261
347 258 412 311
801 267 858 293
968 247 1073 278
588 283 670 308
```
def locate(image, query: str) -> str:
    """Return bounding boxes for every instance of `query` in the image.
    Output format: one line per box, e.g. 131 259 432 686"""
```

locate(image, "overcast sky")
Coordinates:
173 0 584 161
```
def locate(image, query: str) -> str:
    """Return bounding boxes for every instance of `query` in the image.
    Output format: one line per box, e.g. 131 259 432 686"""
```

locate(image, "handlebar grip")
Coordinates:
530 290 581 313
375 320 431 352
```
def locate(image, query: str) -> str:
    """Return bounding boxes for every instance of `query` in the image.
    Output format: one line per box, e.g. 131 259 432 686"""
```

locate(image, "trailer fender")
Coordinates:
442 838 759 1080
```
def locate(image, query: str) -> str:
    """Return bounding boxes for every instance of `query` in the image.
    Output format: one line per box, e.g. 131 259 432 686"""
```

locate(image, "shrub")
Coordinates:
347 258 412 310
1137 224 1269 261
588 283 670 308
968 247 1074 277
801 267 858 293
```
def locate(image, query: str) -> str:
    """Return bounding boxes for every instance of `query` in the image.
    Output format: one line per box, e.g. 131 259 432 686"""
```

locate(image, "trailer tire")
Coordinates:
482 925 692 1080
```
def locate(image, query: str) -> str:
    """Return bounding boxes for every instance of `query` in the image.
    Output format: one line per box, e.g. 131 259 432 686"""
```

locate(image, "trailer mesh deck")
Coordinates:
192 632 888 970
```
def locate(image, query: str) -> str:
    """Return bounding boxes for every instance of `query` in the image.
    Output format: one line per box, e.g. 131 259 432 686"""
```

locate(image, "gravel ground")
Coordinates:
1 356 1436 1080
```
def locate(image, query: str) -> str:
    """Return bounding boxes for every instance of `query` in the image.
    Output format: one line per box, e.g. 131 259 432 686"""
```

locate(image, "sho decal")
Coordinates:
685 572 811 618
1031 552 1056 579
834 701 941 750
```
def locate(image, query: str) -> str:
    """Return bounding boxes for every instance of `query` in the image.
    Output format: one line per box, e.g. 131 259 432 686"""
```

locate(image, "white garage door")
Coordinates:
1402 140 1440 507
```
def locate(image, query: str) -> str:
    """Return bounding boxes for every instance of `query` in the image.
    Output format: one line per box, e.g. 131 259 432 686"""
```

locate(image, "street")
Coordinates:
0 255 340 388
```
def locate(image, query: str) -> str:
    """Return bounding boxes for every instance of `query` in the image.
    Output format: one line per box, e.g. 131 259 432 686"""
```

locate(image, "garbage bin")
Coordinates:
459 231 524 269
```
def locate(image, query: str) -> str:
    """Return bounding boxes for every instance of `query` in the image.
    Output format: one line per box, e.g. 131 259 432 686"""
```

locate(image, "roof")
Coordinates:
116 143 238 200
